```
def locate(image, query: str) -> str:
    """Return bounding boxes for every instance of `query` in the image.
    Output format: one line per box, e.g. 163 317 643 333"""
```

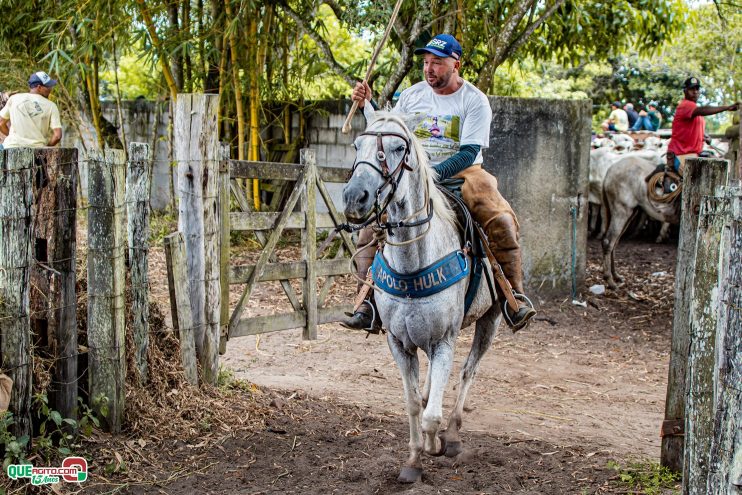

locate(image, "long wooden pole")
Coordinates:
341 0 405 134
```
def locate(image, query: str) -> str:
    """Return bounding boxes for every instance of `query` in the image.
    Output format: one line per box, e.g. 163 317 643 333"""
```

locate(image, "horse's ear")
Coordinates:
400 113 425 134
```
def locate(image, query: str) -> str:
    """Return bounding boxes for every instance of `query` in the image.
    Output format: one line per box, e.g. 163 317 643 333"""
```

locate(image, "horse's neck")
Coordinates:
384 177 458 273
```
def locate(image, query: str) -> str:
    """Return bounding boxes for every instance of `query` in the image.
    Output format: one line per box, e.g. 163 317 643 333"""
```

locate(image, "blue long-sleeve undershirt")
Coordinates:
432 144 481 181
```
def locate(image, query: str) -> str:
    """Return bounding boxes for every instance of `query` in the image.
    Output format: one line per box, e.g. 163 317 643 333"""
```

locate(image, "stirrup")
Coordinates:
341 300 384 336
502 292 536 332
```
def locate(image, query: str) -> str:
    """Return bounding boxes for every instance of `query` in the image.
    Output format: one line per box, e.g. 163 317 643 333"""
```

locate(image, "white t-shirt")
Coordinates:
364 80 492 166
0 93 62 148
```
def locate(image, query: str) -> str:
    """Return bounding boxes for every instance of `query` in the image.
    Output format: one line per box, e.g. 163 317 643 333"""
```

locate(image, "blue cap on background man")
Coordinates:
683 77 701 90
414 34 462 60
28 71 57 88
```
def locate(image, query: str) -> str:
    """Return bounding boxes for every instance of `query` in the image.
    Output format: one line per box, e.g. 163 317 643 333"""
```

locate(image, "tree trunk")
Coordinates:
168 0 183 91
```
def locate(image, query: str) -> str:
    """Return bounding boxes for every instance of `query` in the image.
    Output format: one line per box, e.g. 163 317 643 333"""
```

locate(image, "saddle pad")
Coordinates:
372 250 470 298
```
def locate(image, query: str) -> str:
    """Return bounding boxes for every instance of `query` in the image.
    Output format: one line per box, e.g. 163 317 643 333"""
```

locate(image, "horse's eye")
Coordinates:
395 145 406 153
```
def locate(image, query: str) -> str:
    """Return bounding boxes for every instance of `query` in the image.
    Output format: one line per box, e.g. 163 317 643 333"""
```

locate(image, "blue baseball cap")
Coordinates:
414 34 462 60
28 71 57 88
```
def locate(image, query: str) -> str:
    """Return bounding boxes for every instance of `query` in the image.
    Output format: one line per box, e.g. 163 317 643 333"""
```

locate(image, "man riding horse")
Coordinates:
341 34 536 333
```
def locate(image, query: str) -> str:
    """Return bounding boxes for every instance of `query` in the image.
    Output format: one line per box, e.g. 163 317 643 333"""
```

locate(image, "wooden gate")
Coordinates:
221 149 356 347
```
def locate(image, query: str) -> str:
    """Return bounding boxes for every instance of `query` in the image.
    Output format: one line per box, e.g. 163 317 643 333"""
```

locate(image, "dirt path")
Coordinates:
84 237 677 494
222 239 676 461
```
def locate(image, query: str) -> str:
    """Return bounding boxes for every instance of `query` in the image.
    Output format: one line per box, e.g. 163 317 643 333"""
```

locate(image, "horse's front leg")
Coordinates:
387 333 424 483
442 306 500 457
421 359 433 409
422 339 454 456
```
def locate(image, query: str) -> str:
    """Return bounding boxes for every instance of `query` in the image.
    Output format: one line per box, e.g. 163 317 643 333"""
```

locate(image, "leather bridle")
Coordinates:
339 130 433 235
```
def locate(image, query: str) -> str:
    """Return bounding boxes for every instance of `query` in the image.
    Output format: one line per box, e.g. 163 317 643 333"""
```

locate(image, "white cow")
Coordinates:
588 141 664 238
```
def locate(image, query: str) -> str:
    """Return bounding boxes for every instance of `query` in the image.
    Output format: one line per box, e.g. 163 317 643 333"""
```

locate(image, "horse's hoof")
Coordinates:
398 466 422 483
428 435 447 457
615 275 625 284
444 441 463 458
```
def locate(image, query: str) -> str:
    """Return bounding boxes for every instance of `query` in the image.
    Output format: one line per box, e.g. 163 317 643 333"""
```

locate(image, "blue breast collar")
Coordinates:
372 250 470 299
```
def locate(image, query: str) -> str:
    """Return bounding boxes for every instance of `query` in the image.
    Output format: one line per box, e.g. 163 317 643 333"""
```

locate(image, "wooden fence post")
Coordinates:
202 116 221 386
126 142 152 383
87 149 127 432
175 94 219 379
684 188 737 494
0 148 34 441
164 232 198 385
662 158 729 471
32 148 79 423
219 143 230 355
707 196 742 493
301 149 318 340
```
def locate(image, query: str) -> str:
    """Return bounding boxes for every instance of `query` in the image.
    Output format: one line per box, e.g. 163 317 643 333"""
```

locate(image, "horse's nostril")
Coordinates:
360 190 369 203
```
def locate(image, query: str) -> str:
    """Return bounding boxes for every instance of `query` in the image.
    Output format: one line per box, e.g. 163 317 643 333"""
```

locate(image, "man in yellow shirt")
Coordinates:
0 71 62 149
601 101 629 132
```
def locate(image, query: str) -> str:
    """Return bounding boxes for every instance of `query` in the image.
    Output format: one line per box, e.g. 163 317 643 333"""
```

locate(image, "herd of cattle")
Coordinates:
588 132 729 289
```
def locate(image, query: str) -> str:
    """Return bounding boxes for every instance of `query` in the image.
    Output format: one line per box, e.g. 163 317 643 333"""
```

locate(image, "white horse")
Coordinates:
342 113 501 483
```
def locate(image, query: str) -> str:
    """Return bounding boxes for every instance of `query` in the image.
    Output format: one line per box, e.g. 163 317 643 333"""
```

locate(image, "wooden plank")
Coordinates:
229 258 350 285
228 166 309 333
707 202 742 493
0 148 34 441
164 232 198 386
229 211 340 230
684 193 734 494
662 158 729 472
219 145 230 355
175 93 213 363
46 149 78 423
230 159 349 182
30 148 79 425
87 149 127 432
201 95 221 386
302 150 318 340
230 305 354 338
126 142 152 383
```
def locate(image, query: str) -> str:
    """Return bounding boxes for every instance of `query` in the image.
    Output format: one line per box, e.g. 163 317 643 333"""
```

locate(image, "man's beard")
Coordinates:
425 69 453 89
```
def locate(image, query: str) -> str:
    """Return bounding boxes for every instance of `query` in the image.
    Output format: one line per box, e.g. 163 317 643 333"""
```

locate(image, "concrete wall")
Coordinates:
101 100 171 210
483 97 591 296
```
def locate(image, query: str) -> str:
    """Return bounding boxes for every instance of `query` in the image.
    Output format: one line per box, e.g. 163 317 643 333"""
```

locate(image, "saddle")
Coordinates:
436 178 496 313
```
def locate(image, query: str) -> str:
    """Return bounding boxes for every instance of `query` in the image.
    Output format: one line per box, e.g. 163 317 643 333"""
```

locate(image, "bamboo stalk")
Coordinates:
249 16 260 210
135 0 179 102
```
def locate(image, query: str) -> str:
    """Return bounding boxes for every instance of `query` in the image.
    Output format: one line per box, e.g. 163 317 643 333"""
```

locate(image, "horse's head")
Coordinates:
342 113 420 223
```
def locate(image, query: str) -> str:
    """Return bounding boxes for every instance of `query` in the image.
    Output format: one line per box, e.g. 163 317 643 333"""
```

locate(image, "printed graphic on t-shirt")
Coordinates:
21 100 44 119
412 115 461 162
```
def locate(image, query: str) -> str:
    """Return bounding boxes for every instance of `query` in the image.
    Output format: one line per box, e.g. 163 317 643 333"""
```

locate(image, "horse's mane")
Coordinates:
368 112 457 229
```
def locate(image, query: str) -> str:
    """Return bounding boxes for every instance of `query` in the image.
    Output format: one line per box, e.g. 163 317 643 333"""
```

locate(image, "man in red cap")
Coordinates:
0 71 62 149
342 34 536 333
667 77 738 173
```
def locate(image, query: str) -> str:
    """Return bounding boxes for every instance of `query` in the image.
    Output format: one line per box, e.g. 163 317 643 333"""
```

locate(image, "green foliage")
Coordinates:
0 394 103 473
0 411 29 472
217 367 252 393
150 209 179 245
607 460 681 495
